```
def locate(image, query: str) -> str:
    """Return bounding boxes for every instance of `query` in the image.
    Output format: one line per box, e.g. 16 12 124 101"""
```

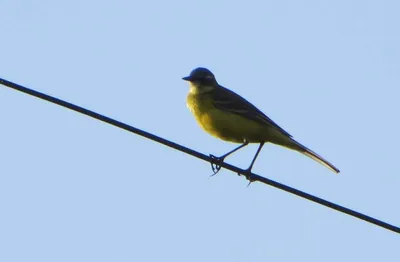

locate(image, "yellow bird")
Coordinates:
183 67 339 175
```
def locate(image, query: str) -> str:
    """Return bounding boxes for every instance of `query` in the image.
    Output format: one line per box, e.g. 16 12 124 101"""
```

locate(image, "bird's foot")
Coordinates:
238 168 256 187
209 154 225 176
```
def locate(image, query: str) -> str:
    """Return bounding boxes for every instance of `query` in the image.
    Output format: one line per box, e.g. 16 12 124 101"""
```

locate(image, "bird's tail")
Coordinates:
286 138 340 174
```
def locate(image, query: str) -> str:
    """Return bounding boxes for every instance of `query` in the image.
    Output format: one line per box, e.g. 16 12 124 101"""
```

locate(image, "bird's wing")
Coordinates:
212 85 292 137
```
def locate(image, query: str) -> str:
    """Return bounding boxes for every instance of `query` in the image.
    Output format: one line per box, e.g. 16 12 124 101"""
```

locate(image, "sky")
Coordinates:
1 0 399 261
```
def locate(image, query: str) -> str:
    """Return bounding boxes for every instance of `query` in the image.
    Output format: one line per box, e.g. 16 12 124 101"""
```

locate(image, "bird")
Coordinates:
183 67 339 177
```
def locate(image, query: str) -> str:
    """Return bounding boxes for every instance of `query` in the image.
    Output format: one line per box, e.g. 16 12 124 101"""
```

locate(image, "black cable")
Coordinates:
1 77 399 234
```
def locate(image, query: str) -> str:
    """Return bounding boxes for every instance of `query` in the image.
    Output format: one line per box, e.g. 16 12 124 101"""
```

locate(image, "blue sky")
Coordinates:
1 1 399 261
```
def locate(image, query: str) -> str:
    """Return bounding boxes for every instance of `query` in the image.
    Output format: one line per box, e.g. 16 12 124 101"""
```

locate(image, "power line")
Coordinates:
1 77 399 235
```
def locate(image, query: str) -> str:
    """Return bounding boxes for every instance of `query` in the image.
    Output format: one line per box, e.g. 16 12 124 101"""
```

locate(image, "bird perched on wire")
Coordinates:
183 67 339 177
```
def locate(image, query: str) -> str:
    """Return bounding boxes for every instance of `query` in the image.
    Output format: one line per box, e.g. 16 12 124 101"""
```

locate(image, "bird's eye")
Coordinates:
204 75 214 79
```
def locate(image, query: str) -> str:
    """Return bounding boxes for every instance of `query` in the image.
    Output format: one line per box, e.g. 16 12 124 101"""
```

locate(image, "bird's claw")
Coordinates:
238 169 255 187
210 154 224 176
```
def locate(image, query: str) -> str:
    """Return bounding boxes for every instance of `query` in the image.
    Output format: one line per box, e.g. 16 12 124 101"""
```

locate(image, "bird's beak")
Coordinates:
182 76 192 81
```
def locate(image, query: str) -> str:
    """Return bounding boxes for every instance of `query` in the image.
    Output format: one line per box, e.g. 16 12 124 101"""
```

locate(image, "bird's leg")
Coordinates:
210 140 249 176
241 142 264 184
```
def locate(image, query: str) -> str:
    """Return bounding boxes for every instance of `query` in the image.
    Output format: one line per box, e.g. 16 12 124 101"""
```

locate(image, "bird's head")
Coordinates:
182 67 218 92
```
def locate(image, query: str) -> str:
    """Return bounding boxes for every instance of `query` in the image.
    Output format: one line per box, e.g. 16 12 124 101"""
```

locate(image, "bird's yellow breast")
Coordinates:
187 88 272 143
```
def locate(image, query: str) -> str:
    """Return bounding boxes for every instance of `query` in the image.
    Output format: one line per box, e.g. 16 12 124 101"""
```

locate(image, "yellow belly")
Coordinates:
187 92 275 143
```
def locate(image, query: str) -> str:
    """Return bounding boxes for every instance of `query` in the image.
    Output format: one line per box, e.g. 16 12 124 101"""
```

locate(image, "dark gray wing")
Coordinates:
212 85 292 137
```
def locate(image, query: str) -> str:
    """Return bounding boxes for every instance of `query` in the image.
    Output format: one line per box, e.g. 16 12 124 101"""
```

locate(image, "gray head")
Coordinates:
182 67 218 86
